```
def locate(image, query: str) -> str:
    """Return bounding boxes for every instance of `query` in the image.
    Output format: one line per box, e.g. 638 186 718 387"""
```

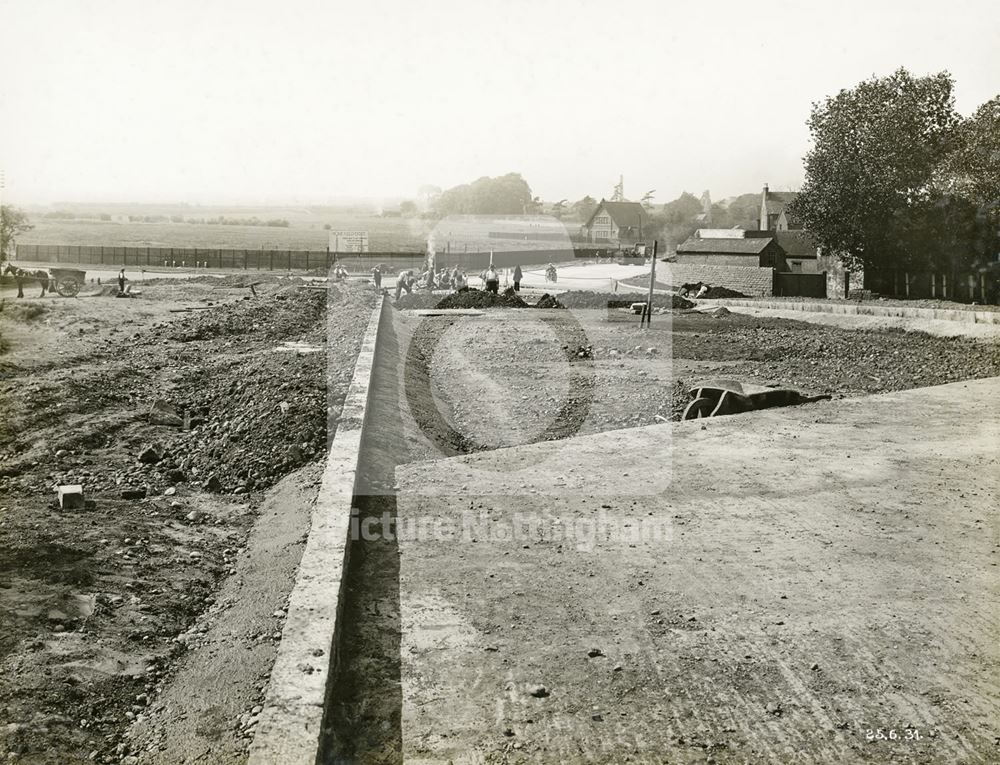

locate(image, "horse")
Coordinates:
3 264 52 298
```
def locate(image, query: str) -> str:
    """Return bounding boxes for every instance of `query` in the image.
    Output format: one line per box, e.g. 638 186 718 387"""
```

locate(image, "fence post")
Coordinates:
305 251 309 271
269 250 273 271
244 250 248 270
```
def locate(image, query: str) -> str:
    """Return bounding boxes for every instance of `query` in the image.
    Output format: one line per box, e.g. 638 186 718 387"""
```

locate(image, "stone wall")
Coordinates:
661 263 775 296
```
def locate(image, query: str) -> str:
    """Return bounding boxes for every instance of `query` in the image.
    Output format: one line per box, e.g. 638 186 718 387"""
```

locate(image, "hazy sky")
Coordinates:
1 0 997 206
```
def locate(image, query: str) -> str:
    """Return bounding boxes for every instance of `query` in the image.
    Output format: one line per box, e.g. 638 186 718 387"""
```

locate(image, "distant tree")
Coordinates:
790 68 962 271
99 213 112 221
1 206 32 261
660 192 704 246
434 173 535 216
571 195 598 221
399 200 418 216
716 193 761 229
418 184 442 208
550 199 569 218
641 190 656 208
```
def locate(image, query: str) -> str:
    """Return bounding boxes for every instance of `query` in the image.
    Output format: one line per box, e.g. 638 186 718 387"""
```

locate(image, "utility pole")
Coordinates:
641 240 658 327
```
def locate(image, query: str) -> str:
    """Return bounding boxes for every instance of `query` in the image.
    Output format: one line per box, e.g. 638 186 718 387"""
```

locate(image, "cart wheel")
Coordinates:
56 278 81 297
682 397 715 420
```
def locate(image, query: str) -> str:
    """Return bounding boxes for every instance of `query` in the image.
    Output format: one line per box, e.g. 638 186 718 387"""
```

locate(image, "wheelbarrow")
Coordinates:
682 379 831 420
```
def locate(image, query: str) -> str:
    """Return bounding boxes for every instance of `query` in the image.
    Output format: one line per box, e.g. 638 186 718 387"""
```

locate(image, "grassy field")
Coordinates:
20 213 432 251
19 206 591 254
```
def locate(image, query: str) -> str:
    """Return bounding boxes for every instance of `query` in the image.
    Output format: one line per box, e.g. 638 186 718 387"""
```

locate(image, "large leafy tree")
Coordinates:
1 206 33 261
942 95 1000 219
791 69 962 271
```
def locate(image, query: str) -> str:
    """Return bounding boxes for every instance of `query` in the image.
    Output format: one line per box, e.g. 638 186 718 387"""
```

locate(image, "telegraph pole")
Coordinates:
641 240 658 327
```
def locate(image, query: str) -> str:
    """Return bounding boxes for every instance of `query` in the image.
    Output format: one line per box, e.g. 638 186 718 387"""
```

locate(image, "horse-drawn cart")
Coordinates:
49 268 87 297
3 264 87 297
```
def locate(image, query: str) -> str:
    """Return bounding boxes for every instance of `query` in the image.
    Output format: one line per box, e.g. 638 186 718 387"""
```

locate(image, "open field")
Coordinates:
18 212 591 255
19 212 435 252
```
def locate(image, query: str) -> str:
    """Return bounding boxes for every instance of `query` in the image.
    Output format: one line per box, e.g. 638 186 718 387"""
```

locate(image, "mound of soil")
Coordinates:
437 287 527 309
395 287 529 310
701 286 748 299
535 293 565 309
557 291 693 310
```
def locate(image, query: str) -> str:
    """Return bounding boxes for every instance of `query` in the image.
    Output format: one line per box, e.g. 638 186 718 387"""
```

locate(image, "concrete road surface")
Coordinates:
392 377 1000 763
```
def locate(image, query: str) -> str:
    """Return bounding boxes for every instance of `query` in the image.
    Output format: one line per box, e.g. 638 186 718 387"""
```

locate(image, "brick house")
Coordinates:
583 200 649 244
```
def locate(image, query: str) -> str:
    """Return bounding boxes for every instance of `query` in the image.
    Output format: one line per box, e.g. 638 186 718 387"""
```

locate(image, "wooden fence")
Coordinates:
863 269 997 304
13 244 612 273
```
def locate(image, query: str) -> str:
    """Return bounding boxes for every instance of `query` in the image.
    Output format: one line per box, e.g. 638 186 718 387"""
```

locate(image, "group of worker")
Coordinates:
369 262 540 300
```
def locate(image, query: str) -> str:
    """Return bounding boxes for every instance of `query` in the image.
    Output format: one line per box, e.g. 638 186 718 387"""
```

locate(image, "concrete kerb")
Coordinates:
248 296 385 765
698 298 1000 324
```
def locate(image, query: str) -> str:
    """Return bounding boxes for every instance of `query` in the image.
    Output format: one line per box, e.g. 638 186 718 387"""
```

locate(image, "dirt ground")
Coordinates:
0 278 374 764
395 305 1000 441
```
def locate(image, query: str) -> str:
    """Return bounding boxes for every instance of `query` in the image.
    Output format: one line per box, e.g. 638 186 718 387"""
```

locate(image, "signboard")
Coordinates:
329 230 369 253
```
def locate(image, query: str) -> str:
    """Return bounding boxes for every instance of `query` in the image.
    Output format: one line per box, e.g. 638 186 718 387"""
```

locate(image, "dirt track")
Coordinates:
0 278 374 764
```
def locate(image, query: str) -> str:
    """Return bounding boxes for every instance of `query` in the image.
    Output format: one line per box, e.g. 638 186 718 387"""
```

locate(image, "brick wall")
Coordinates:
661 263 774 296
817 254 863 299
